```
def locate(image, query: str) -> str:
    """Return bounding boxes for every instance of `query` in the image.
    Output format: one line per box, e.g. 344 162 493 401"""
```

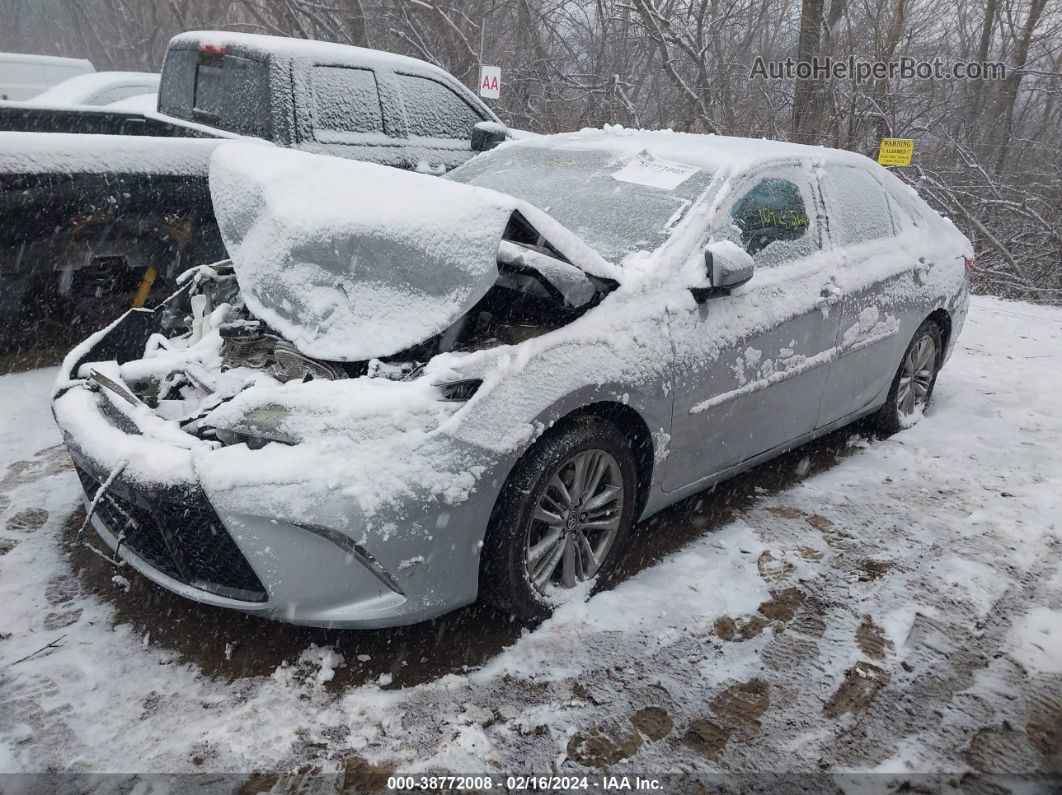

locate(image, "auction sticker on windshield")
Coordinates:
611 155 700 190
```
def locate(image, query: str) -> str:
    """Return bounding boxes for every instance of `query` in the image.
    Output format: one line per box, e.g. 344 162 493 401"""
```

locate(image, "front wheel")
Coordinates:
874 319 943 433
481 416 637 622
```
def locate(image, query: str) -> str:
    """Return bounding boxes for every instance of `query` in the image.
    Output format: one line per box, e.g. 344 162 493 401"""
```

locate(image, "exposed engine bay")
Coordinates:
98 212 615 448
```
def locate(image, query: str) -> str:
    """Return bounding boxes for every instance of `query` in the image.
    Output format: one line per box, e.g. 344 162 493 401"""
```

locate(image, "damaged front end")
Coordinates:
52 201 614 626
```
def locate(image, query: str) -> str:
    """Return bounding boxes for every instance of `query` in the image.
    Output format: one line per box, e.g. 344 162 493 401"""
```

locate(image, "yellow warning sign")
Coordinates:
877 138 915 167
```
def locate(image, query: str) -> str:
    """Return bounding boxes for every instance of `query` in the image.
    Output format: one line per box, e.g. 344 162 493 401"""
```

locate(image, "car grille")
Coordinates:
72 459 268 603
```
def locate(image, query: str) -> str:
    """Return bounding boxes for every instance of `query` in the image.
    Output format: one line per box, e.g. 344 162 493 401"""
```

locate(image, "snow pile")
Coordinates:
106 93 157 113
209 142 519 361
0 131 227 176
1 297 1061 777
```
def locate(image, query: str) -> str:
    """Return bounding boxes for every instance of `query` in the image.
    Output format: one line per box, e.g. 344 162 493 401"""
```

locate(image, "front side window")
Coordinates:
820 165 894 246
728 175 820 266
395 73 483 140
311 66 384 140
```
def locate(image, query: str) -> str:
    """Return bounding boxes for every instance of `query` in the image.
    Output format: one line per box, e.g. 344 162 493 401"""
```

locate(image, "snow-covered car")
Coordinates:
52 129 972 627
23 71 159 107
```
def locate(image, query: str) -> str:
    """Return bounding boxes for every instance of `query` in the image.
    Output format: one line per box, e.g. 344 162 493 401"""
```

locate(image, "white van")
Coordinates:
0 53 95 101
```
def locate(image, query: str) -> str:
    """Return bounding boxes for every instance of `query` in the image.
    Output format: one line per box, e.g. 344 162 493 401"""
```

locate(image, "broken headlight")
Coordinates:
209 403 298 449
436 378 483 402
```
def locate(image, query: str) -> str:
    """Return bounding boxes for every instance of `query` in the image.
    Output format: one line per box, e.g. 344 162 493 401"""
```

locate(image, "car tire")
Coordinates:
481 415 638 622
874 318 943 434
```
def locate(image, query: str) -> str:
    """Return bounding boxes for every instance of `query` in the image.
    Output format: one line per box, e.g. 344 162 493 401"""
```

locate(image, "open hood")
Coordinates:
209 143 524 361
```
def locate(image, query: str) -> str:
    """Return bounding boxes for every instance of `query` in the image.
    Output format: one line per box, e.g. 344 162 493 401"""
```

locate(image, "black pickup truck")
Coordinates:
0 31 505 344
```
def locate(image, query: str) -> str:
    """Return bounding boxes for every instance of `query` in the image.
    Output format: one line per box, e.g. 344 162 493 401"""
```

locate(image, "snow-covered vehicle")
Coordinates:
20 71 160 108
0 31 505 343
0 52 94 101
53 129 972 627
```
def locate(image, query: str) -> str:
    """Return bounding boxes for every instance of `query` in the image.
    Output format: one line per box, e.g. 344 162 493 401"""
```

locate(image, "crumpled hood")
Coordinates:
209 142 520 361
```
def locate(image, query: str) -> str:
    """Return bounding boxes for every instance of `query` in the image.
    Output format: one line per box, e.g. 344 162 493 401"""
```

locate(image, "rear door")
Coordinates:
816 163 932 427
296 64 411 167
664 161 842 491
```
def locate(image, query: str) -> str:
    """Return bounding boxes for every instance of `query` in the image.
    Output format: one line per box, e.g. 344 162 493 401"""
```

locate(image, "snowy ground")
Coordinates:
0 295 1059 791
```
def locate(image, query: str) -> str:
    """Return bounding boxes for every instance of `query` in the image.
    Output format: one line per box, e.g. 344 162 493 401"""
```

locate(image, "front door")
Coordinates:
664 162 842 492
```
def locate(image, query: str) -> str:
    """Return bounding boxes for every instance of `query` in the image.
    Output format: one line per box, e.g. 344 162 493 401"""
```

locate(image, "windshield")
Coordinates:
446 146 715 263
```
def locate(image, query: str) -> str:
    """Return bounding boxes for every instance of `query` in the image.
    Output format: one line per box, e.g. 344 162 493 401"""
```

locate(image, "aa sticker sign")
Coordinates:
479 65 501 99
877 138 915 167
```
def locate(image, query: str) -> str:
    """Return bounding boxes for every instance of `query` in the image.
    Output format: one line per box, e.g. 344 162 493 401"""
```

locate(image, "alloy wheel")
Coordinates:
895 334 937 416
525 448 624 591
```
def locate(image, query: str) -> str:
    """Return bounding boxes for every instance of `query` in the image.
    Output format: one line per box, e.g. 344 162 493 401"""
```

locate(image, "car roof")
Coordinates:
27 71 159 105
170 31 458 81
503 127 879 174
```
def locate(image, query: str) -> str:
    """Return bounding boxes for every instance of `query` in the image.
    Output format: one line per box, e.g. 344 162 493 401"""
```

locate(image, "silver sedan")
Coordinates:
54 130 971 626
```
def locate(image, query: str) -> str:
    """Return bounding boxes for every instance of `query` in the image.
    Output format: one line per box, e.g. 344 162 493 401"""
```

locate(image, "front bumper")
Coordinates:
53 313 503 628
64 426 499 628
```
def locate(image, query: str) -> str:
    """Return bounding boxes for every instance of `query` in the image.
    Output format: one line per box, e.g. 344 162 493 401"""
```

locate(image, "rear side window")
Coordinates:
820 166 894 246
729 175 820 265
395 73 482 140
311 66 384 140
192 53 271 138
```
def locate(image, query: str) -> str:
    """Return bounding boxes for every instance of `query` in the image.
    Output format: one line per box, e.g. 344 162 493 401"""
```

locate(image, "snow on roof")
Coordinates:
105 92 158 112
170 31 455 79
504 125 877 173
0 131 228 176
25 71 159 107
0 52 94 70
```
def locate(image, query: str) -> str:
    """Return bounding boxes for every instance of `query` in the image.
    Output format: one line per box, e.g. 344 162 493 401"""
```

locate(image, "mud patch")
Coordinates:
0 538 17 556
682 718 731 760
1025 683 1062 773
965 726 1040 774
43 609 82 631
757 587 805 622
762 633 820 671
630 706 673 741
805 514 833 531
823 661 891 719
790 603 828 638
44 576 79 606
767 506 806 519
6 507 49 533
855 616 892 660
567 722 643 767
711 678 770 726
756 550 794 583
714 614 767 642
795 545 824 561
0 446 73 490
859 559 893 580
341 755 393 792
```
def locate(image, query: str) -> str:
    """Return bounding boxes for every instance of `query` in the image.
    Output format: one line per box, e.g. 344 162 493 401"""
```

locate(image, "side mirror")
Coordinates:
691 241 755 302
471 121 509 151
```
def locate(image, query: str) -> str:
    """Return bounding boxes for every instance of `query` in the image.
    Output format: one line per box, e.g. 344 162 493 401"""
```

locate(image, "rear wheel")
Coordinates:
481 416 637 622
875 319 943 433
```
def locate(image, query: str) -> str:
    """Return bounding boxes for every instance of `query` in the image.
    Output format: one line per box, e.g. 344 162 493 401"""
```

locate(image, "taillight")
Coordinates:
963 255 975 272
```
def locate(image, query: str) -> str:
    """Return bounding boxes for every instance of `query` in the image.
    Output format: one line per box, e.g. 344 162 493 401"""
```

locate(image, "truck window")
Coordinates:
394 73 483 140
192 53 271 138
310 66 384 140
